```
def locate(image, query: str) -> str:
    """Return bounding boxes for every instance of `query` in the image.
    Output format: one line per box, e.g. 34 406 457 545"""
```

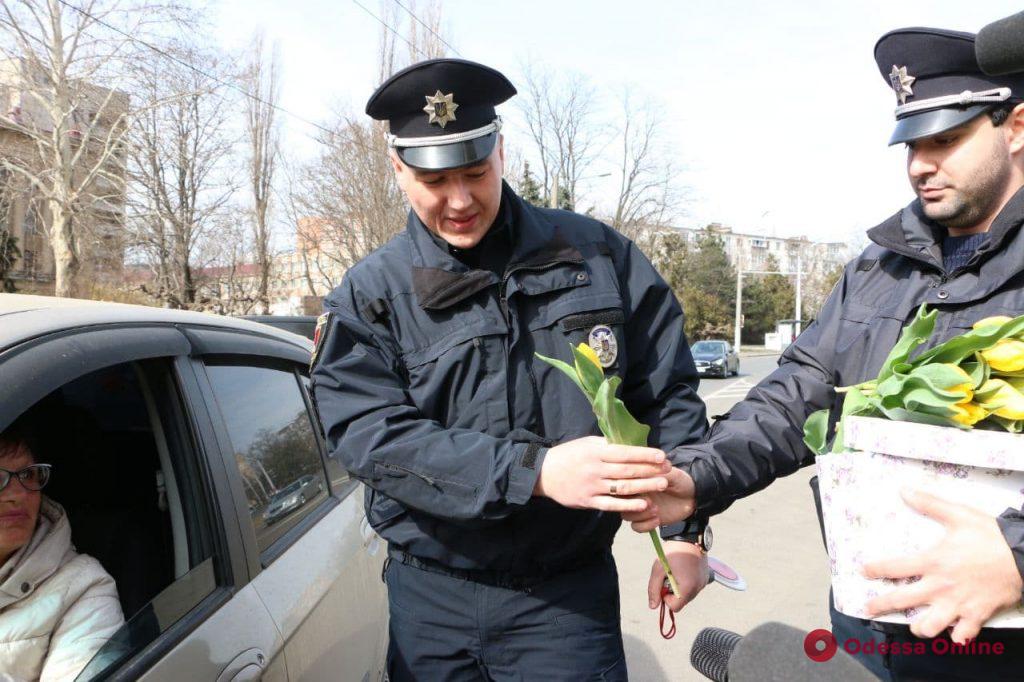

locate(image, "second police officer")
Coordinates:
311 58 707 680
628 26 1024 681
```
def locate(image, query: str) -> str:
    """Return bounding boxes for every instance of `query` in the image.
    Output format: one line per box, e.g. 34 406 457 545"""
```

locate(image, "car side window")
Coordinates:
20 359 225 681
204 361 330 557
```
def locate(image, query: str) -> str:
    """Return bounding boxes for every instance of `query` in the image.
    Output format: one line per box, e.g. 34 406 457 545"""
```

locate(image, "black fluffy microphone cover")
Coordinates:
977 11 1024 76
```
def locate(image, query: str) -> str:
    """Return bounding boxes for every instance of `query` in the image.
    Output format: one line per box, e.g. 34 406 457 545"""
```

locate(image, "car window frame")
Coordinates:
0 323 250 681
185 332 354 574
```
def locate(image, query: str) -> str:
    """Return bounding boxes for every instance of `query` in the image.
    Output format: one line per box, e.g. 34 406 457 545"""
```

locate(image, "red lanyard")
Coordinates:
659 584 676 639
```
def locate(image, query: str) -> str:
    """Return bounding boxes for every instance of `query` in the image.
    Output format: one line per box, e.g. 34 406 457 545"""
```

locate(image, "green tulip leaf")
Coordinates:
962 354 990 389
831 386 877 452
571 344 605 400
878 304 936 382
534 352 588 400
916 313 1024 366
989 416 1024 433
593 376 650 447
803 409 831 455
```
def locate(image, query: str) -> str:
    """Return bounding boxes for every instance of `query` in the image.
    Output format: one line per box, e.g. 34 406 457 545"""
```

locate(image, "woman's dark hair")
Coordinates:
0 416 38 462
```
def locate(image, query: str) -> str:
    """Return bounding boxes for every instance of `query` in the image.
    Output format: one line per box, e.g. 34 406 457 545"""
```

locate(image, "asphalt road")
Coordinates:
613 353 833 681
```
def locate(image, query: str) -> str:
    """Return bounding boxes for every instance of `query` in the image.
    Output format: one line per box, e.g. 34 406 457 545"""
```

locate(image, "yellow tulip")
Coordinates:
576 342 602 371
973 315 1013 330
981 339 1024 373
975 378 1024 420
950 401 988 426
942 364 975 402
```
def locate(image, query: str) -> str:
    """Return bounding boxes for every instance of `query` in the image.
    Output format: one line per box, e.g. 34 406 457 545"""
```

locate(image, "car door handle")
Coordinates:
216 648 266 682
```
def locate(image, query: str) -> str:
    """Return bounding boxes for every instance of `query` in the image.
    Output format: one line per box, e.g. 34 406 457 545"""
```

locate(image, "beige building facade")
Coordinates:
0 58 127 294
676 223 848 277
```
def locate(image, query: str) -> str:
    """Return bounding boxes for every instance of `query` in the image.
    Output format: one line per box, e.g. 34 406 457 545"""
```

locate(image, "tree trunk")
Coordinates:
50 203 81 298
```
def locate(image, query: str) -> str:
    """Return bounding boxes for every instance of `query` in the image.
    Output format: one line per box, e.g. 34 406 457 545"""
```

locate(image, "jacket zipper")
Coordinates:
380 462 437 488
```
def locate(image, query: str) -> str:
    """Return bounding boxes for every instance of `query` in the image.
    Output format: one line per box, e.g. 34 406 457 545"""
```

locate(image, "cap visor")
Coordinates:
888 105 991 145
397 132 498 171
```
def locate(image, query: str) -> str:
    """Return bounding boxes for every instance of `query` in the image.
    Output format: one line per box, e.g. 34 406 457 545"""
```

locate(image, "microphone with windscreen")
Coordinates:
977 11 1024 77
690 622 876 681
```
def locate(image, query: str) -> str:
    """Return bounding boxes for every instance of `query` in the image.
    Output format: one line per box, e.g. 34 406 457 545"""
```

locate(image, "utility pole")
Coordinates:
795 251 803 336
734 268 743 350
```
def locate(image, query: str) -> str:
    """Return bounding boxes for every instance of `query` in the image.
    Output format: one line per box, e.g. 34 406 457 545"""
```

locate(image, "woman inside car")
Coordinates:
0 420 124 681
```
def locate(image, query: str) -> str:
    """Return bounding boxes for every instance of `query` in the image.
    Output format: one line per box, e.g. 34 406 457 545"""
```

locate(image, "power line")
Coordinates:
390 0 460 57
53 0 342 143
351 0 430 62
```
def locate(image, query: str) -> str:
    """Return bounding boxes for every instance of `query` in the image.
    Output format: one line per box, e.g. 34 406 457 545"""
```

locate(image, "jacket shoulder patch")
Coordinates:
311 312 333 370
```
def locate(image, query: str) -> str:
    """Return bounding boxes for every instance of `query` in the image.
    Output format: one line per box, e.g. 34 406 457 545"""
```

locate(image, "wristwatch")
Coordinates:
664 517 713 553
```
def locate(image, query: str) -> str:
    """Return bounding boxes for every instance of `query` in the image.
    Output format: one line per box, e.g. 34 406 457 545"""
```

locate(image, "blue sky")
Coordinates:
214 0 1023 244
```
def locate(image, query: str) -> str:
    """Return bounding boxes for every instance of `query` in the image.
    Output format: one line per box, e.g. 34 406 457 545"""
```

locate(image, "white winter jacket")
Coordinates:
0 498 124 681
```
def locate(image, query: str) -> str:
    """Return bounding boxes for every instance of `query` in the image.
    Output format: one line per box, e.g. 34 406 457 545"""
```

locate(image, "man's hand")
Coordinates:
622 468 697 531
863 488 1024 644
648 541 709 612
534 436 670 513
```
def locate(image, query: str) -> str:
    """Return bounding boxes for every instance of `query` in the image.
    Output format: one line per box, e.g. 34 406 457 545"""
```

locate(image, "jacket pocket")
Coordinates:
366 487 407 532
400 317 507 432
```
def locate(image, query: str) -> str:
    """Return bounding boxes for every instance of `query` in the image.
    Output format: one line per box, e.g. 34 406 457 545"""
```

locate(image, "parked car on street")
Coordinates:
263 475 325 525
0 294 387 681
691 339 740 378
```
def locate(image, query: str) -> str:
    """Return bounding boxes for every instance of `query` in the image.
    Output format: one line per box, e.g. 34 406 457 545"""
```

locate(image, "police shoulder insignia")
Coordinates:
311 312 333 370
588 325 618 368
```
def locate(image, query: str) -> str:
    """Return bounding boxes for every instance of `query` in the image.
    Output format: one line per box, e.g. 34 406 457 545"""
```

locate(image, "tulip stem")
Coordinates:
650 530 682 598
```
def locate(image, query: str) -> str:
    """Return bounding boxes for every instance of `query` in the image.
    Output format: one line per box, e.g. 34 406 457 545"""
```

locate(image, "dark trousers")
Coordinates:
830 594 1024 681
384 551 628 681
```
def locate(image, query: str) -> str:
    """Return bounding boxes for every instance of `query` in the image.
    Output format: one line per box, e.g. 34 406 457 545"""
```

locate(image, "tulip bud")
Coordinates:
973 315 1013 330
981 339 1024 373
975 378 1024 420
576 343 602 371
950 401 988 426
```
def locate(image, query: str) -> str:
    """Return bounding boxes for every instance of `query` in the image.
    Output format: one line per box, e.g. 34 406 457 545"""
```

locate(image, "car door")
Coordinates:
187 328 388 682
0 322 285 682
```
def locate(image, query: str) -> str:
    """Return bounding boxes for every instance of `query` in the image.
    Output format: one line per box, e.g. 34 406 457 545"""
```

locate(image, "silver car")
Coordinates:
0 294 388 681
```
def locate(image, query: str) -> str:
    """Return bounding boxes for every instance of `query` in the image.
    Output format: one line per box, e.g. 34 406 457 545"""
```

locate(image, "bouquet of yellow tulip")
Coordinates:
805 305 1024 455
536 343 683 598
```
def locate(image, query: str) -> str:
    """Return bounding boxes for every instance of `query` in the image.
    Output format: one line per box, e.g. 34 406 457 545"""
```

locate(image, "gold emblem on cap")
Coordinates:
889 65 915 105
423 90 459 128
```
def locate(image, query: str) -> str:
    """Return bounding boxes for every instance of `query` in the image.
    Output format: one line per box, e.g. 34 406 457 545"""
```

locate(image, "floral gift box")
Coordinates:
817 415 1024 627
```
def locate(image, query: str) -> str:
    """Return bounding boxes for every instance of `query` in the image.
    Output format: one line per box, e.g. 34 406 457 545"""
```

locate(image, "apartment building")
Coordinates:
0 57 128 293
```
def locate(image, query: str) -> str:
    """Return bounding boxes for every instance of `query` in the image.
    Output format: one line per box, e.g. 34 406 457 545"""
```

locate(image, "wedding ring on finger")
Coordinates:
609 482 619 495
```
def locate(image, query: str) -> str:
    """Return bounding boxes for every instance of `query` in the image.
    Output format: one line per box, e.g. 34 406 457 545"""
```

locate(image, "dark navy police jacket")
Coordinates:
312 183 707 575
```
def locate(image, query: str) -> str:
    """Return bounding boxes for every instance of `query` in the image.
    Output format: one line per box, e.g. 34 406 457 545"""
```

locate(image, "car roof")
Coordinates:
0 294 311 351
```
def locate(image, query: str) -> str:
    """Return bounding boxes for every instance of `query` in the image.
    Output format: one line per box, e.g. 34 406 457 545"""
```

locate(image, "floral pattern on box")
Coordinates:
818 417 1024 627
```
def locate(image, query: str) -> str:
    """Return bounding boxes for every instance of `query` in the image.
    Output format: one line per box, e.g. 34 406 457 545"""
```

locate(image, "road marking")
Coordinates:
703 378 756 401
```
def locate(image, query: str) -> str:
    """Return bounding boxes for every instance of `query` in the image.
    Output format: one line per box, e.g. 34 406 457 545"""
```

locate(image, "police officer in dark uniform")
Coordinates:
627 27 1024 681
311 58 707 681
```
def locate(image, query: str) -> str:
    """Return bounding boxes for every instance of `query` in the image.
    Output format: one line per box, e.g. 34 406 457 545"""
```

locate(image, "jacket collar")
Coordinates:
0 497 70 608
867 185 1024 275
408 181 582 310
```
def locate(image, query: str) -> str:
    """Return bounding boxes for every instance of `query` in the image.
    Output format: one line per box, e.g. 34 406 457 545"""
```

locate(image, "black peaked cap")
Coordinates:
366 58 516 139
874 27 1024 145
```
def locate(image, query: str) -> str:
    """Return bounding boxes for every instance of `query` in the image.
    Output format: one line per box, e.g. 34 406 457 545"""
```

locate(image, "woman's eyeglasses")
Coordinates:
0 464 52 493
